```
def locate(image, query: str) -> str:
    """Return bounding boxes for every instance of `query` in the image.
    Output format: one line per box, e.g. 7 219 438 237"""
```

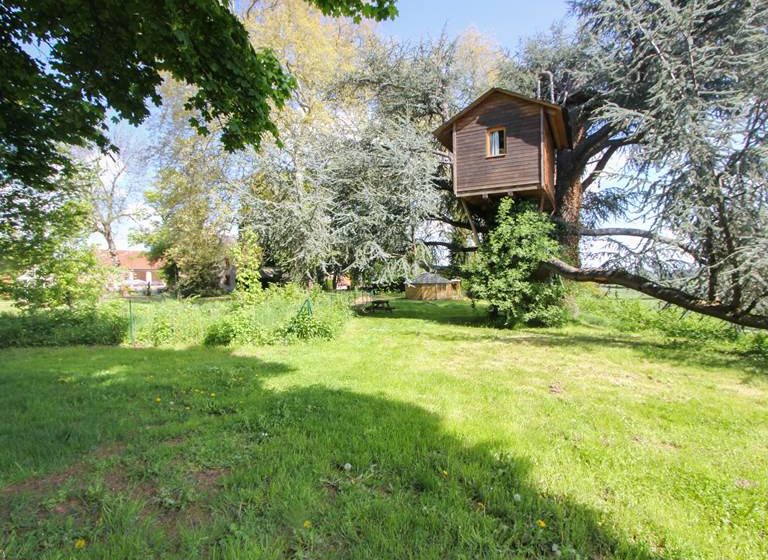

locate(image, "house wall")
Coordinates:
129 269 161 283
405 284 461 301
454 92 541 196
541 111 556 206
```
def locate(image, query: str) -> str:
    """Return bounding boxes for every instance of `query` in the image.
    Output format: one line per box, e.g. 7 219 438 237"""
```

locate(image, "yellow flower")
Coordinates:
155 397 161 403
303 520 312 529
210 392 216 397
441 470 449 477
537 519 547 528
74 538 87 549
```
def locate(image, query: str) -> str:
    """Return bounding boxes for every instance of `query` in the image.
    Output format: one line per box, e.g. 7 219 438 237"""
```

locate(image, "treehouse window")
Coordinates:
487 127 506 157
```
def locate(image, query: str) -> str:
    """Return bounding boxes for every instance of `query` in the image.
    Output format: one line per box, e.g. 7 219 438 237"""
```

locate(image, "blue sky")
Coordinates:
378 0 571 46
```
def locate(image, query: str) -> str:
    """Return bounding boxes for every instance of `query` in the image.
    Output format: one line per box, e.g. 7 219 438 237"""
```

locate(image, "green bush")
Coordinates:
132 298 227 346
278 311 335 342
0 286 353 349
464 199 567 327
738 332 768 357
204 288 350 347
0 302 128 348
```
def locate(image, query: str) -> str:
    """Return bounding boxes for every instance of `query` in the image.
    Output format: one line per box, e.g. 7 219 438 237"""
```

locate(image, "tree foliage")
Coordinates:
0 0 396 190
465 199 566 327
232 228 263 301
535 0 768 328
0 171 107 310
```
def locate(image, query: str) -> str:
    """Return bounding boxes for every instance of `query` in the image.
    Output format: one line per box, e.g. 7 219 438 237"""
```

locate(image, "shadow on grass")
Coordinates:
0 346 671 558
358 298 493 327
419 328 768 378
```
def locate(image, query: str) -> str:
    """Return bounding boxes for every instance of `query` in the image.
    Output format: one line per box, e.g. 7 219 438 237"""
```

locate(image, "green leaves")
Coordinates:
1 0 396 191
464 199 566 327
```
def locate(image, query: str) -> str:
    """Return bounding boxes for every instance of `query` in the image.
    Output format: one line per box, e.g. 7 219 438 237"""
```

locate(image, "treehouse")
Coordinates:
433 87 571 211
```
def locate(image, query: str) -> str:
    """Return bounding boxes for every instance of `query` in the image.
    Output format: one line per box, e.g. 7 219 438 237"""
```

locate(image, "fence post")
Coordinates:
128 298 135 347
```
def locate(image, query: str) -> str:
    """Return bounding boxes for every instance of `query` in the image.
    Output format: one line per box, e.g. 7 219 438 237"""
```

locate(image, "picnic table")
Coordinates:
365 298 394 312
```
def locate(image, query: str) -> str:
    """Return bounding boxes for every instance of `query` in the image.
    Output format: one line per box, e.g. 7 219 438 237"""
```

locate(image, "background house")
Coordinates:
99 250 166 292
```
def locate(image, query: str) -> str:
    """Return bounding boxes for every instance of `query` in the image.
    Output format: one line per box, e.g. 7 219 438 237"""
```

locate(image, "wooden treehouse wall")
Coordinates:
454 91 541 197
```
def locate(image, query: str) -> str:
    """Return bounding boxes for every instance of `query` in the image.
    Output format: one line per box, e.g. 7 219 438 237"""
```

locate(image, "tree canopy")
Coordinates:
0 0 397 190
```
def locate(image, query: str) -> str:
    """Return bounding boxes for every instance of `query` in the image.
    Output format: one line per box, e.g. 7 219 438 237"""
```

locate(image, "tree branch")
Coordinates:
421 240 477 252
581 143 621 192
542 258 767 329
427 214 484 232
575 226 699 258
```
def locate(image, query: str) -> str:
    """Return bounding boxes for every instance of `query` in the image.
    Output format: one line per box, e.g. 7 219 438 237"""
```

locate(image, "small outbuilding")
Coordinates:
405 273 462 301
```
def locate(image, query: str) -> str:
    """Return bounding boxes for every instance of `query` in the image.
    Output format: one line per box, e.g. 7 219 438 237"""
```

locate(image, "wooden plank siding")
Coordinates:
454 92 541 196
541 110 556 207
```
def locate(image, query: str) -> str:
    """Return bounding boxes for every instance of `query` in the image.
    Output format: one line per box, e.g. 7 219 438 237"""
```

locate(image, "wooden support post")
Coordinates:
460 198 481 247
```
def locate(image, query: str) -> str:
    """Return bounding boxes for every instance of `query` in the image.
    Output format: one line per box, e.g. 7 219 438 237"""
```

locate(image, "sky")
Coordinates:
378 0 571 45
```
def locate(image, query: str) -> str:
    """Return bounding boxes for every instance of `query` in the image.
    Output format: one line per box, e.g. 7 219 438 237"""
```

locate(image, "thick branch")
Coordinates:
421 240 477 253
427 214 486 233
542 258 768 329
572 122 616 168
576 226 699 259
581 144 621 192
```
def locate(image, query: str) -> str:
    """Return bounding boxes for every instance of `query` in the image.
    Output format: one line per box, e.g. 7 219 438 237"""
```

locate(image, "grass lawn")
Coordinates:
0 299 766 559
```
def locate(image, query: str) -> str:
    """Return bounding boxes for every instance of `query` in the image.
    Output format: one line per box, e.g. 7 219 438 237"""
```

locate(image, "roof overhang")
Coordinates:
433 87 572 151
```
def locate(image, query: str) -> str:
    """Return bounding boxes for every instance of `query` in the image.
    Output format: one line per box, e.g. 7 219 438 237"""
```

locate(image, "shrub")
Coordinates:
0 302 128 348
278 311 335 341
738 332 768 358
204 287 351 347
464 199 567 327
132 298 229 346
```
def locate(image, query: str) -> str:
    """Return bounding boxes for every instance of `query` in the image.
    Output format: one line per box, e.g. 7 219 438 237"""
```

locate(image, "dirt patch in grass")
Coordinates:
190 468 229 493
92 442 127 459
2 442 126 497
549 382 565 394
632 435 681 451
1 465 79 497
162 435 187 447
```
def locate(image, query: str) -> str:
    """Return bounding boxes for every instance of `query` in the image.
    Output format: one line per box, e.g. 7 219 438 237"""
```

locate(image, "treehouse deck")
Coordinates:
433 88 571 211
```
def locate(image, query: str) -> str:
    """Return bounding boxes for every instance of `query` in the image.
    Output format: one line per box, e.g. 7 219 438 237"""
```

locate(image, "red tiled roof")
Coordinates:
98 250 162 270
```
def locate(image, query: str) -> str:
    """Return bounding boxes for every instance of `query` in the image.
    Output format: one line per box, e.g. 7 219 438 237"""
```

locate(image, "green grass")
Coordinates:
0 298 766 559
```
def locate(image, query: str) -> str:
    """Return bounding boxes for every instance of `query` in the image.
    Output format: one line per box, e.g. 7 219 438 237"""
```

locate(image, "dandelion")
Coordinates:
210 392 216 398
74 538 86 549
441 470 449 477
537 519 547 528
303 520 312 529
155 397 161 403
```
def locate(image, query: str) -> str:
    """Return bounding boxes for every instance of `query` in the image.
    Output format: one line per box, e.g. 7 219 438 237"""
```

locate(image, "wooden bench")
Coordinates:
365 299 394 312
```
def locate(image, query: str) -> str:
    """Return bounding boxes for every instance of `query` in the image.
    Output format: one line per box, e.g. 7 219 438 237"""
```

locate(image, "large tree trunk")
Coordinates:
554 148 583 266
103 226 120 267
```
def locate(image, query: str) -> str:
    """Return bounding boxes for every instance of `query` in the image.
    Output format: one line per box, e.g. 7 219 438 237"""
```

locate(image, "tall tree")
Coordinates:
141 81 241 296
0 0 397 276
79 128 148 266
340 4 768 329
531 0 768 328
1 0 397 189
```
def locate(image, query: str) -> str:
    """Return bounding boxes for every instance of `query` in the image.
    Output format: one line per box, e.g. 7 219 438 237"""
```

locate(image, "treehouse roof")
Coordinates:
410 272 451 285
433 87 572 151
